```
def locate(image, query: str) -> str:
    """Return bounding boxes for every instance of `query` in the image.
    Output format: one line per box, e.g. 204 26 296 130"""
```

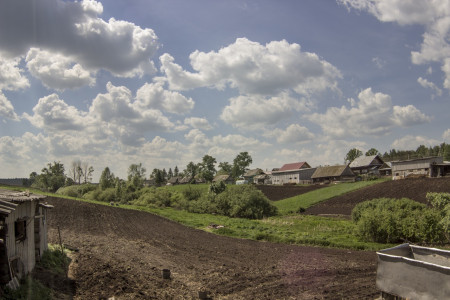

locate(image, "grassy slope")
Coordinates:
274 178 390 215
1 182 391 251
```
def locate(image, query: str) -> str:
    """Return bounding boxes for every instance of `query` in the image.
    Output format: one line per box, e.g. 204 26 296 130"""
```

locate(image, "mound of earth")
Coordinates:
43 197 378 299
256 184 325 201
306 177 450 216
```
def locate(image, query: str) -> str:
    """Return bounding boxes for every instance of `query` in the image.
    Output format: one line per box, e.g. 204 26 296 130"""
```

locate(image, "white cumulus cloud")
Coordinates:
25 48 96 90
160 38 341 96
307 88 430 138
0 56 30 91
0 91 19 121
265 124 315 144
417 77 442 97
0 0 159 85
220 92 311 129
135 81 194 114
184 117 213 130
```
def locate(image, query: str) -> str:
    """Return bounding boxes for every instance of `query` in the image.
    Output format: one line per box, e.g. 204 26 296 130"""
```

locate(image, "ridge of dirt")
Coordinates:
44 197 378 299
306 177 450 216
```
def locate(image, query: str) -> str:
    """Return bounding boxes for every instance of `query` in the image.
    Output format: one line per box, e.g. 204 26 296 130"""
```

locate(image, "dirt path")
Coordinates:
46 197 378 299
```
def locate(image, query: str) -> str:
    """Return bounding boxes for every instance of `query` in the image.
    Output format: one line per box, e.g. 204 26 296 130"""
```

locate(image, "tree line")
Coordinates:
25 151 253 192
345 142 450 163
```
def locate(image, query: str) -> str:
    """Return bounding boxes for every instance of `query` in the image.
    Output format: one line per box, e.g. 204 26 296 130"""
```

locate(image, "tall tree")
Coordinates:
174 166 179 177
99 167 115 190
168 168 173 179
81 162 94 184
232 152 252 179
185 161 199 178
33 161 66 192
217 162 232 175
199 154 217 182
345 148 363 163
128 163 146 190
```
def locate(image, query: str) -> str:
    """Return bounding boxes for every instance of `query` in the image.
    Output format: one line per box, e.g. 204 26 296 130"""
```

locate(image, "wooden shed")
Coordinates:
0 190 52 288
349 155 384 175
311 165 356 184
243 169 264 183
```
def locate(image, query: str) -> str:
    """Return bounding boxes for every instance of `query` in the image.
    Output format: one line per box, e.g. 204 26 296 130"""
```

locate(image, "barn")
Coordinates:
0 190 52 288
271 162 316 185
311 165 356 184
212 174 235 185
391 156 450 179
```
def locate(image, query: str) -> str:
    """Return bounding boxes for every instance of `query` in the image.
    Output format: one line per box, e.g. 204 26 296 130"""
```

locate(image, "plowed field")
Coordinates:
45 197 378 299
306 177 450 216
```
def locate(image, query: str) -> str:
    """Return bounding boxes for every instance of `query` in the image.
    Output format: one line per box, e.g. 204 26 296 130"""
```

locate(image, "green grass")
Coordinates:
2 181 393 251
273 178 390 215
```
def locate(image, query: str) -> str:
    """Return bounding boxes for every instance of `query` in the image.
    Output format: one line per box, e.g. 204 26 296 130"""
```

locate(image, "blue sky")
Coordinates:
1 0 449 181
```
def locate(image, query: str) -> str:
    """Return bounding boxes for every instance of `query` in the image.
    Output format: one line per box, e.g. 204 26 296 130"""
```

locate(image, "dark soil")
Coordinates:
306 177 450 216
43 197 378 299
256 184 325 201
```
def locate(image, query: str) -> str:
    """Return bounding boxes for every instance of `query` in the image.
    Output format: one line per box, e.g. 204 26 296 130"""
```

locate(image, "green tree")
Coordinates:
174 166 179 177
99 167 115 190
345 148 362 163
127 163 146 190
168 168 173 179
232 152 252 179
32 161 66 192
185 161 199 178
199 154 217 182
365 148 379 156
217 162 232 175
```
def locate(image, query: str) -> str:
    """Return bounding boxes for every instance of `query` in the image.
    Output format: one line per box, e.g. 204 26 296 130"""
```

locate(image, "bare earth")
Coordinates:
45 197 378 299
305 177 450 216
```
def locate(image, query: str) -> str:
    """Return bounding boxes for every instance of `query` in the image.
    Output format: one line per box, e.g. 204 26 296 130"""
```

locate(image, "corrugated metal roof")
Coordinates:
0 199 17 216
311 165 353 178
0 189 46 202
278 162 310 172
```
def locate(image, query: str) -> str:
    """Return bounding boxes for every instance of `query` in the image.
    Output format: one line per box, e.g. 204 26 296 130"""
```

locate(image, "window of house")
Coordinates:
15 219 26 241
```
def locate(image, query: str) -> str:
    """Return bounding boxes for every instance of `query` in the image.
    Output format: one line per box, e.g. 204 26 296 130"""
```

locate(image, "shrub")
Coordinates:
132 187 179 208
214 185 277 219
82 187 116 203
352 197 447 244
56 184 97 198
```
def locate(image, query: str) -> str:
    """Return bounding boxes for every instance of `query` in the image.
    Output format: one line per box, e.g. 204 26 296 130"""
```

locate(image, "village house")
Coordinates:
0 190 52 289
271 162 316 185
349 155 385 176
242 169 265 183
391 156 450 180
311 165 356 184
212 174 235 185
166 176 182 185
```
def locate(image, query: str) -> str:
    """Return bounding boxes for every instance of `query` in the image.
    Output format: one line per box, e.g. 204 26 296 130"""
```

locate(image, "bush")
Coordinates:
82 187 116 203
56 184 97 198
214 185 277 219
352 197 447 244
131 187 181 208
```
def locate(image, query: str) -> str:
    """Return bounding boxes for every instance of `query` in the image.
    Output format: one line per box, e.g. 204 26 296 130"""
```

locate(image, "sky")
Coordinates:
1 0 450 181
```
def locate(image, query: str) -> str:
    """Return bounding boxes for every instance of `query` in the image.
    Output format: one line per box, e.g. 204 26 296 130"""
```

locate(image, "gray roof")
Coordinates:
213 174 232 182
311 165 354 179
0 189 46 202
349 155 383 168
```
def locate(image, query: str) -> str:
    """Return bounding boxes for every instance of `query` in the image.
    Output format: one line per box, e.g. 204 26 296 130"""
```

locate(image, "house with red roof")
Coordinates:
271 162 316 185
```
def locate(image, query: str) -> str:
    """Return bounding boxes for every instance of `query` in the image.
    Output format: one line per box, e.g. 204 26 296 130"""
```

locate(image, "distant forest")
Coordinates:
381 143 450 162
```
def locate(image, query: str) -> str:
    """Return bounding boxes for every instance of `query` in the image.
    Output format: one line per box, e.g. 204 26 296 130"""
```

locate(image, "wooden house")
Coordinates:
253 174 271 185
271 162 315 185
166 176 182 185
391 156 449 180
0 190 52 288
349 155 384 175
212 175 235 185
242 169 264 183
311 165 356 184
